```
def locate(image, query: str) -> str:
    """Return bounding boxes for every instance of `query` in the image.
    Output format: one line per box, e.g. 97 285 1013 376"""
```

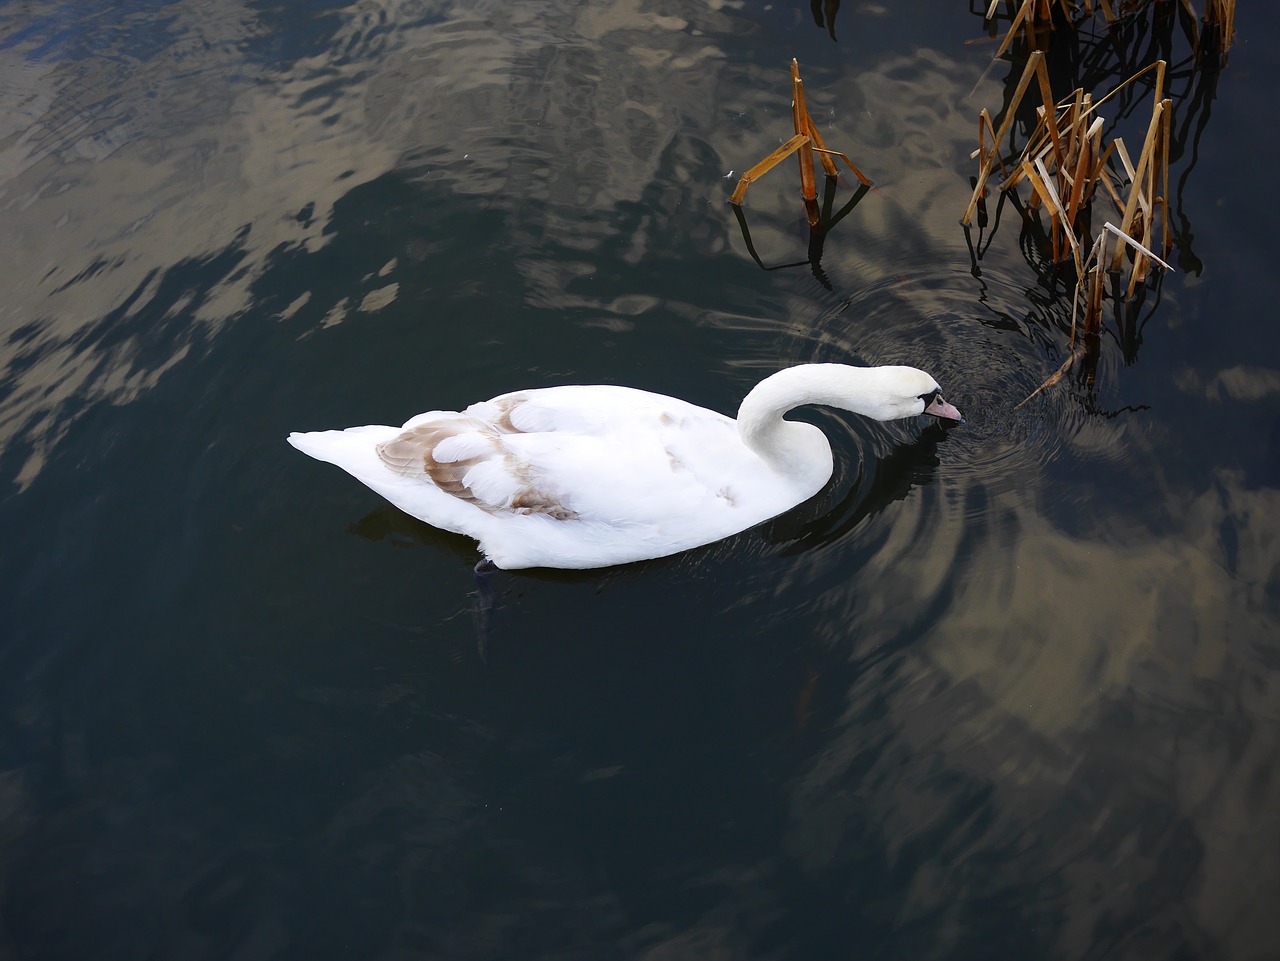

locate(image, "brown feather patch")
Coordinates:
375 403 578 520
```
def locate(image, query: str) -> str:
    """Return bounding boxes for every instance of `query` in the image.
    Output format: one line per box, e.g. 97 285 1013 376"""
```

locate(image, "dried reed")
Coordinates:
964 54 1173 287
1200 0 1236 63
981 0 1231 54
1016 221 1172 406
971 0 1234 404
729 60 871 228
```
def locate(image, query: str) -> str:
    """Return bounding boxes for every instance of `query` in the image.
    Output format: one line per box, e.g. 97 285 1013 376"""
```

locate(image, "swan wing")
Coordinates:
379 386 772 526
293 385 812 568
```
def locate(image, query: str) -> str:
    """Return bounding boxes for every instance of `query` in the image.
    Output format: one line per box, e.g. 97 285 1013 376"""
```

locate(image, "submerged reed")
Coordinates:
729 59 871 229
967 0 1232 402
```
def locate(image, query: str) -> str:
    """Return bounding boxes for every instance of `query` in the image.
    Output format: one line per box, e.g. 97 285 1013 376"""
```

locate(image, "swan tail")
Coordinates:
287 426 406 486
288 426 493 550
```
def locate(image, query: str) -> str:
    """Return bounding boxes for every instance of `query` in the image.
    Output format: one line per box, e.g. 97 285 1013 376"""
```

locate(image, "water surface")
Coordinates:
1 1 1277 959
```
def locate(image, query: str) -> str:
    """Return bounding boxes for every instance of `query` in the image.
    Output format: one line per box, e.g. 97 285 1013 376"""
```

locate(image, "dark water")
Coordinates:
2 1 1278 958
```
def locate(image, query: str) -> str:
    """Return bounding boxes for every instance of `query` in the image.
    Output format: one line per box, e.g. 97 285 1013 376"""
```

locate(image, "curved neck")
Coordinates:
736 365 871 476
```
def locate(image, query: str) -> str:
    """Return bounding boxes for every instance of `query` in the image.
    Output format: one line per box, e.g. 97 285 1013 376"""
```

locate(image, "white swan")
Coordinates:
287 364 962 570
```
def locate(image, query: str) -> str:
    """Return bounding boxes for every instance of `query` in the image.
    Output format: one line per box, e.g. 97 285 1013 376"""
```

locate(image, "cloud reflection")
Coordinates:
0 1 1276 958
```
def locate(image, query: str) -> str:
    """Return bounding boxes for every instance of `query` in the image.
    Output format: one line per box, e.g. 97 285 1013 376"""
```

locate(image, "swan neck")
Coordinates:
736 366 851 474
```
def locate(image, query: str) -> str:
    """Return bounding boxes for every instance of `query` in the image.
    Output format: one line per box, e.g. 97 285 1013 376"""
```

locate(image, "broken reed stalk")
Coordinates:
985 0 1229 59
792 71 818 219
1014 230 1108 409
965 55 1174 294
986 0 1076 60
962 51 1063 229
729 59 871 228
1106 61 1171 286
1200 0 1236 62
1015 222 1174 408
972 3 1230 405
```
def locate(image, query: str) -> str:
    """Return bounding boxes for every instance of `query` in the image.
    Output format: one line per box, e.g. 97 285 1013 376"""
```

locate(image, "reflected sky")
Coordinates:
0 0 996 487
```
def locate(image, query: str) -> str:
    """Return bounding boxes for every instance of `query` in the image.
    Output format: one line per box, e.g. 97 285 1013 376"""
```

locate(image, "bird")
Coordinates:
287 364 963 570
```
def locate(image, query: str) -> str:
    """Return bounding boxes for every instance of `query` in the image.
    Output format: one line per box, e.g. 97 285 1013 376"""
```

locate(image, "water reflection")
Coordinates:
764 417 949 556
810 0 842 42
0 0 1277 958
733 178 873 290
964 0 1224 388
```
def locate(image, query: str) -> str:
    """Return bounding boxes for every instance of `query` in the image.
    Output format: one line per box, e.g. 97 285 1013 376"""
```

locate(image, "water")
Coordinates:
2 1 1277 959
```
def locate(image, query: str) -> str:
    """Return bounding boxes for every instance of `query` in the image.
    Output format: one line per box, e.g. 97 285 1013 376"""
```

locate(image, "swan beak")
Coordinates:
924 395 964 423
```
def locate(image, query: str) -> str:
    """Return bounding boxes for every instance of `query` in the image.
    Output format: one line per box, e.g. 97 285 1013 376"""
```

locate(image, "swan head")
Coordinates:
737 364 964 473
884 366 964 423
824 365 964 423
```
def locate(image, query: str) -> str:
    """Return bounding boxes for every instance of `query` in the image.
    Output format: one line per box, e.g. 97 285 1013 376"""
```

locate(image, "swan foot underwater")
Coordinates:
287 364 963 570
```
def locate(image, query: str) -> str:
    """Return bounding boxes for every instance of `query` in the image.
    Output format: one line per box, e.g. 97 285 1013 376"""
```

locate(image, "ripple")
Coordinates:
784 259 1079 494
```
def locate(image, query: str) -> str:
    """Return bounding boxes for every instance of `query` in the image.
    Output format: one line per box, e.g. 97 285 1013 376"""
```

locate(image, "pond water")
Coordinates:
2 1 1277 958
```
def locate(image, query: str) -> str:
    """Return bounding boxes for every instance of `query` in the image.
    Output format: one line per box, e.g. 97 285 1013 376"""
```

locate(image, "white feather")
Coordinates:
286 364 962 569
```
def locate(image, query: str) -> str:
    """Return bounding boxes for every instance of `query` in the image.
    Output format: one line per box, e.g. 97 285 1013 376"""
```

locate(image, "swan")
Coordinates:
287 364 962 570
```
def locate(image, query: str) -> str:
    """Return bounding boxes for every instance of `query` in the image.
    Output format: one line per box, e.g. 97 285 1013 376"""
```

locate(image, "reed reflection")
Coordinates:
764 420 948 555
732 179 872 291
963 0 1227 403
809 0 842 41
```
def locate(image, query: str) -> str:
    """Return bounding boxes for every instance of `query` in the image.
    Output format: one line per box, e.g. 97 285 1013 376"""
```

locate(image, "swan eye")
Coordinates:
919 389 939 405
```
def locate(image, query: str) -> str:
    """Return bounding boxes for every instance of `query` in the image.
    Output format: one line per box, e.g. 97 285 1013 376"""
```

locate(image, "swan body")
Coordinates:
287 364 962 570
